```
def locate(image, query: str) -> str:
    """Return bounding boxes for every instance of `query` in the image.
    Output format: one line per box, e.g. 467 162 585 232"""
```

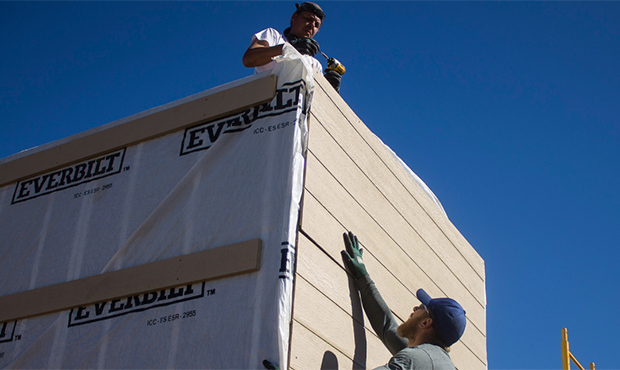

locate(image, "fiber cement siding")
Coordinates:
292 75 487 369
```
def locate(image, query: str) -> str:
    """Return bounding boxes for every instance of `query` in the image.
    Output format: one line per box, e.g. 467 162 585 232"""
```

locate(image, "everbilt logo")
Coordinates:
0 321 17 343
180 80 306 155
68 282 209 327
11 148 126 204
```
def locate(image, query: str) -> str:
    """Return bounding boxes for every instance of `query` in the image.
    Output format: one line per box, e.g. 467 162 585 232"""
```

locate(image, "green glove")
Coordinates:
341 231 368 279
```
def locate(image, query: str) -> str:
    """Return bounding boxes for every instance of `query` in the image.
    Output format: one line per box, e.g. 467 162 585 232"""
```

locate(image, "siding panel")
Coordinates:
291 75 487 369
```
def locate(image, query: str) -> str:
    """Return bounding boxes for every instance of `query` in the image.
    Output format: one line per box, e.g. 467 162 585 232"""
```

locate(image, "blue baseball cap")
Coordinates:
416 289 467 346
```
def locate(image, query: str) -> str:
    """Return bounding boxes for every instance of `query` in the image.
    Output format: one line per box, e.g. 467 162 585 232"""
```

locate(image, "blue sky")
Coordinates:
2 1 619 369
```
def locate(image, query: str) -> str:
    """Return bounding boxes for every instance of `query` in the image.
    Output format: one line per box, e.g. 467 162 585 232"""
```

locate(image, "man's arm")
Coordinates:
242 39 284 68
355 274 409 356
342 232 408 356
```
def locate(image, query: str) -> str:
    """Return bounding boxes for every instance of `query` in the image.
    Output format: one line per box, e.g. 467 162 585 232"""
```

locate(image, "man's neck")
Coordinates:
408 334 431 347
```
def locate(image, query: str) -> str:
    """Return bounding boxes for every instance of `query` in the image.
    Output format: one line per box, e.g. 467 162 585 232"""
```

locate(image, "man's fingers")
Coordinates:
343 232 353 255
348 232 357 248
351 233 361 253
310 39 320 54
344 231 365 260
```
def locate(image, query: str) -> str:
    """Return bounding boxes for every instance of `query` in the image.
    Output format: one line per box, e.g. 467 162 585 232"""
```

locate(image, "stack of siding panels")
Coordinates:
290 75 487 370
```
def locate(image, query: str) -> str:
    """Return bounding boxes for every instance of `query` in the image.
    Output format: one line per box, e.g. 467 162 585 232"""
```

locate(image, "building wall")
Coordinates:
0 66 486 369
290 75 487 369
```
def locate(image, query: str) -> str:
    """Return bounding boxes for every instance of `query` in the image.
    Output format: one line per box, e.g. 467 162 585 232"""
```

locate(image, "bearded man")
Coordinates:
342 232 467 370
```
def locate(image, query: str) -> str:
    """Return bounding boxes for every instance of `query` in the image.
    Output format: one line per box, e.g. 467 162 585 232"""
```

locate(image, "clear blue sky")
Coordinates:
2 2 619 369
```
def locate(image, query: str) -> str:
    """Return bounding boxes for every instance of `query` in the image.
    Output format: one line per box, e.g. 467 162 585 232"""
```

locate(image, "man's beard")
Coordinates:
397 315 422 340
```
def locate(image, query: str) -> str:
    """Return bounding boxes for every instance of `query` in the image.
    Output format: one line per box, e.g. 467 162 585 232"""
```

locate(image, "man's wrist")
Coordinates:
355 273 373 290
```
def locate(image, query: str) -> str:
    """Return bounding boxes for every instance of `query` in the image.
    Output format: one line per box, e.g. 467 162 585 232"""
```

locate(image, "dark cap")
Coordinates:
295 2 325 21
416 289 467 347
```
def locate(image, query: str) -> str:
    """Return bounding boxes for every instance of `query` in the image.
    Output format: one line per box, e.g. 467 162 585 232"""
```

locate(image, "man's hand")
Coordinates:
289 37 320 57
324 70 342 93
341 231 368 279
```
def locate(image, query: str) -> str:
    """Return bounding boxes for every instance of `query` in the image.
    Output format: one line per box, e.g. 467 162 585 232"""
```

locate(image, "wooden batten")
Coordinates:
0 74 277 187
0 239 262 323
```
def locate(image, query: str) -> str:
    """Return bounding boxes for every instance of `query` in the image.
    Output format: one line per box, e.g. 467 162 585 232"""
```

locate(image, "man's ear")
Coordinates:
420 317 433 329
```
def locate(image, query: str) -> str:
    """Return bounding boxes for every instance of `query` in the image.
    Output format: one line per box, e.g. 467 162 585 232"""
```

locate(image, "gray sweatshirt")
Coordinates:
355 275 456 370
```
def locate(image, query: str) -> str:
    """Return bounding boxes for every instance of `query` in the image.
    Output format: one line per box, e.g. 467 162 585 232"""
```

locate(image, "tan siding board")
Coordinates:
308 95 485 296
296 232 416 331
289 321 357 370
305 116 485 308
299 76 487 367
292 275 392 369
302 148 486 337
312 77 485 281
450 341 488 370
292 74 487 369
299 192 419 318
298 192 487 366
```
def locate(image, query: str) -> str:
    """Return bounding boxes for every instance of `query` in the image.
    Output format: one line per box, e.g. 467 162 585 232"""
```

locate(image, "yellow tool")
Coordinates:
320 51 346 75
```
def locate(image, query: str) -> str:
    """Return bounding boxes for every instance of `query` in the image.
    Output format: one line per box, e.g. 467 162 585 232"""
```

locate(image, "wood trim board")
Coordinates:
0 239 261 323
0 74 277 187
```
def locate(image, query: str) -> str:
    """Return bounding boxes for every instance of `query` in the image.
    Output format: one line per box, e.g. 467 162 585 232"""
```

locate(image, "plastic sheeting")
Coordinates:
0 50 313 369
384 145 448 218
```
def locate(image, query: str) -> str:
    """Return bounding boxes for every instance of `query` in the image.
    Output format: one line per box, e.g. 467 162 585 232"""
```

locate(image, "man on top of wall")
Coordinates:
242 2 342 92
342 231 467 370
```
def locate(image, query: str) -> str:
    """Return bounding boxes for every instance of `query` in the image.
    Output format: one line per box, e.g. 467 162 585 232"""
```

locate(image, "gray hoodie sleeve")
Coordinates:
355 274 409 356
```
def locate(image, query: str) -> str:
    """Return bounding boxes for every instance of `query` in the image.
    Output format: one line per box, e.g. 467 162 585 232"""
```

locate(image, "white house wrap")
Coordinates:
0 52 313 369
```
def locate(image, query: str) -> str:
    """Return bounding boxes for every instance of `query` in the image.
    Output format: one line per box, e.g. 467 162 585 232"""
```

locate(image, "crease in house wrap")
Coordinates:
0 52 313 369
